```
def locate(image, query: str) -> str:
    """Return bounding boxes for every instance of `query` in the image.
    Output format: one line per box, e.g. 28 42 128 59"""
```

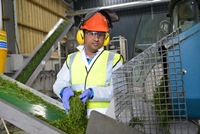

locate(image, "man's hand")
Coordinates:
79 88 93 104
61 87 74 114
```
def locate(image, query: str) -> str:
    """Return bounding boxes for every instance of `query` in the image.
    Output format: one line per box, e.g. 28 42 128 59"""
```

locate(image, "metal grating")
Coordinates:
113 29 191 134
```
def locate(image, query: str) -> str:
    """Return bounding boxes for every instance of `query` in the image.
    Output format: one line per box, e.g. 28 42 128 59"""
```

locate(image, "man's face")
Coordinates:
84 30 106 53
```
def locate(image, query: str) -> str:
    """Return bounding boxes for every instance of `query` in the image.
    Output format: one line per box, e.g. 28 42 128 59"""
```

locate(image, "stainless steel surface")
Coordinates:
87 111 143 134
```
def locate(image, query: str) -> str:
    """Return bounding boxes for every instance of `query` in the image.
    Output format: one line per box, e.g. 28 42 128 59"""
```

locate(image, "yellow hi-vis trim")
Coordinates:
87 101 110 109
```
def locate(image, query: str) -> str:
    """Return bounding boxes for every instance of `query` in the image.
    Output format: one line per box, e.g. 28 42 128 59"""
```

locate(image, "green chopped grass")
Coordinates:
0 77 88 134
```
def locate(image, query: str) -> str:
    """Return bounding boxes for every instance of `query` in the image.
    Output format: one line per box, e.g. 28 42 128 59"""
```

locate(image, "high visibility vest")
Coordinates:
67 50 123 114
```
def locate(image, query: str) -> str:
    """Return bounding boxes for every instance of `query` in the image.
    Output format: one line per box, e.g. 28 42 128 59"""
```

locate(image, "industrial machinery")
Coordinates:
12 18 74 87
107 36 128 62
112 0 200 133
0 74 66 133
0 17 76 133
2 0 200 133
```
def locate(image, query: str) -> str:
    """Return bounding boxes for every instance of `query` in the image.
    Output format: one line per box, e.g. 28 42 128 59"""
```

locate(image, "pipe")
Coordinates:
0 0 2 29
60 0 73 8
13 0 19 54
66 0 170 17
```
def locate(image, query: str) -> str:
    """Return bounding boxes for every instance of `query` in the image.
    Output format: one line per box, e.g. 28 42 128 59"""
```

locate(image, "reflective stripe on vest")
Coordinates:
86 101 110 109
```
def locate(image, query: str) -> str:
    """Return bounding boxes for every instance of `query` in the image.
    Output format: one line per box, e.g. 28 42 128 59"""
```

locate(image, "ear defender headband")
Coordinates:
76 9 119 46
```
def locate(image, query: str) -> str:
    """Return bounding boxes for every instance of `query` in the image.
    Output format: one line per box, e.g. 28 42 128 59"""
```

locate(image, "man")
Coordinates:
53 9 124 117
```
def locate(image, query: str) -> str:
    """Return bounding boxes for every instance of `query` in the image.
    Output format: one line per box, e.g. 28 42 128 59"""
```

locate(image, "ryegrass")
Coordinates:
0 77 88 133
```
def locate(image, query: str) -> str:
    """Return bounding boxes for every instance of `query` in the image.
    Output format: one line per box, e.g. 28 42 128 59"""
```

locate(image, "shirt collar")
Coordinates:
76 45 104 53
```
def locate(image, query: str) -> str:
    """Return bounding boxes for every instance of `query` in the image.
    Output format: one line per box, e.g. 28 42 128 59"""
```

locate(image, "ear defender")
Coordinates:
76 30 85 45
103 33 110 46
76 30 110 46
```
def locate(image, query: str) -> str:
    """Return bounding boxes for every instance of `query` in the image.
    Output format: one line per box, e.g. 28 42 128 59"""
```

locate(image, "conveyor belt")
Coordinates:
0 87 66 121
0 74 67 133
0 99 66 134
12 17 74 86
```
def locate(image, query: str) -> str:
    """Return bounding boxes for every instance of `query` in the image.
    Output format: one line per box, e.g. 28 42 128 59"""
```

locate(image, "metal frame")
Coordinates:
112 29 194 133
109 35 128 61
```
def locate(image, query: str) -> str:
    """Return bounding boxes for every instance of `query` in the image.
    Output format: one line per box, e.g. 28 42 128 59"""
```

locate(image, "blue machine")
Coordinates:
168 0 200 119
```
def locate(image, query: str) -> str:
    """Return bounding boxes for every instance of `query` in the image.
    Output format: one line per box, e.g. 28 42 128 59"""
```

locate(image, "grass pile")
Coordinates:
153 75 169 130
0 76 88 134
50 92 88 134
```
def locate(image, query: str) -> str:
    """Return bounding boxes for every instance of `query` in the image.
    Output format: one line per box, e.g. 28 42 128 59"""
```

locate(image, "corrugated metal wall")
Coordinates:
16 0 68 55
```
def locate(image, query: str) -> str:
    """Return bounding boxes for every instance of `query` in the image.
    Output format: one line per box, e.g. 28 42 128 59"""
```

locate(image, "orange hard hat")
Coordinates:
80 12 109 32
